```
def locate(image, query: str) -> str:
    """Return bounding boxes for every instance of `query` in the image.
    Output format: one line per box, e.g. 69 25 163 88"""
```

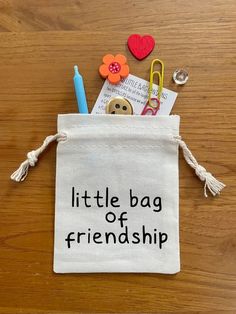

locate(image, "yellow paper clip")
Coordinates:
148 59 164 108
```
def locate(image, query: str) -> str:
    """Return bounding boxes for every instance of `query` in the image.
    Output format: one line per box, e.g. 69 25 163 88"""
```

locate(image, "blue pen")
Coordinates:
73 65 88 113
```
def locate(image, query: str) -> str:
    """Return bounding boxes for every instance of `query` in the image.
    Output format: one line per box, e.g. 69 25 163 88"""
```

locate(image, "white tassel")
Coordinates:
175 137 225 197
11 133 66 182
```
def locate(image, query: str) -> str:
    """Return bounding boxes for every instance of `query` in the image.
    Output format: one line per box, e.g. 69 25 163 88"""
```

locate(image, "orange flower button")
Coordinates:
99 54 129 84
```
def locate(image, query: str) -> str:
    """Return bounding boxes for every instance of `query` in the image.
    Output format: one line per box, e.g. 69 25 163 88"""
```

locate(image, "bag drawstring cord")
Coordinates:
10 133 66 182
175 136 225 197
10 133 225 197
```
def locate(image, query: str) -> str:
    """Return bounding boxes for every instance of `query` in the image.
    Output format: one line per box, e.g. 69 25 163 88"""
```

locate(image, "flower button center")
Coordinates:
108 62 121 74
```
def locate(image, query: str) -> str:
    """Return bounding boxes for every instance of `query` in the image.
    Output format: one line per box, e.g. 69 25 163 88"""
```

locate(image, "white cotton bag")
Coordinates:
11 114 225 274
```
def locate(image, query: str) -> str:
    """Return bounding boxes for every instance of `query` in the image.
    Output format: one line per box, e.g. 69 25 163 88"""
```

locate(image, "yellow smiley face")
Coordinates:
106 97 133 115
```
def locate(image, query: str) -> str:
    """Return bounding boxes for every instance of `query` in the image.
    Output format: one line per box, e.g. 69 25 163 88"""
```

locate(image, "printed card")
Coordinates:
92 74 178 115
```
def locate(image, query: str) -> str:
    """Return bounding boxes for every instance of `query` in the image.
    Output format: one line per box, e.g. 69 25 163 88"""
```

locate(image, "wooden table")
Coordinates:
0 1 235 313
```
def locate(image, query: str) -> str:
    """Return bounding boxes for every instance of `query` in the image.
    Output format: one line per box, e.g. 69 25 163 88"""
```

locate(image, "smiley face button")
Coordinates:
106 97 133 115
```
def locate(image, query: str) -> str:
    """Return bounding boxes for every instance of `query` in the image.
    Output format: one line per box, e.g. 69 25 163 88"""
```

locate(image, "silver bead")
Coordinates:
172 69 189 85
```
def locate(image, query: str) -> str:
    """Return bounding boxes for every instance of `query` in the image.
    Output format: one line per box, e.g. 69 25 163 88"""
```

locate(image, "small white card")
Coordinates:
92 74 178 115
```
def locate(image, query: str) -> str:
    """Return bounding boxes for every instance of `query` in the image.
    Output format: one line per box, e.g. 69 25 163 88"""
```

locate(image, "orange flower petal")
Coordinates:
119 64 129 78
99 64 109 78
114 54 127 65
108 73 121 84
103 54 115 65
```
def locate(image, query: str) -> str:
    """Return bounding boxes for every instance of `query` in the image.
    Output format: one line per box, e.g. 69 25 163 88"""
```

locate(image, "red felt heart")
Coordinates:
127 34 155 60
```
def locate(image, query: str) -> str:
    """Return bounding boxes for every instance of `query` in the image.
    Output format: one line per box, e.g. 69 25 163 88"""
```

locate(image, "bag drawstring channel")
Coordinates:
10 133 225 197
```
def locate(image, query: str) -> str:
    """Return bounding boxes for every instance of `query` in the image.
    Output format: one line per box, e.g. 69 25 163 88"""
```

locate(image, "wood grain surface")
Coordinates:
0 0 236 313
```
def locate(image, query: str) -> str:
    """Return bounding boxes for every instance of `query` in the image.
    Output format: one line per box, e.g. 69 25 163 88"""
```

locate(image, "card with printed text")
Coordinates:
92 74 178 115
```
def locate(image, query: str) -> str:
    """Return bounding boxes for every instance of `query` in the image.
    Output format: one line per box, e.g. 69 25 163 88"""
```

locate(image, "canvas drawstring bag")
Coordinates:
11 114 225 273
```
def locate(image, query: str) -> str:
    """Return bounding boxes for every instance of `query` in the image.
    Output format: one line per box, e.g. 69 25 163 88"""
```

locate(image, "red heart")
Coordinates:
127 34 155 60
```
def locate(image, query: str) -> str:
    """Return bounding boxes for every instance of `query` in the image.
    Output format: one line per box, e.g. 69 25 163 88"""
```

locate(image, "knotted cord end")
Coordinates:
176 137 226 197
10 133 66 182
195 165 226 197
